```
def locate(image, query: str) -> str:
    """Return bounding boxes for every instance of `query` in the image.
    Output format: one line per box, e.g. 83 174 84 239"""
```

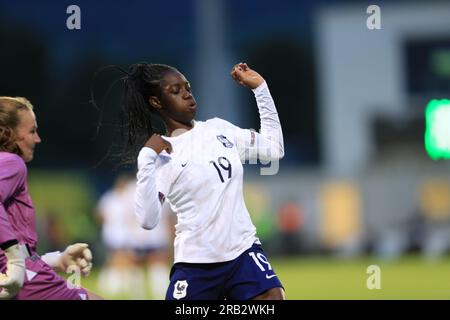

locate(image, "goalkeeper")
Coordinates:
0 96 102 300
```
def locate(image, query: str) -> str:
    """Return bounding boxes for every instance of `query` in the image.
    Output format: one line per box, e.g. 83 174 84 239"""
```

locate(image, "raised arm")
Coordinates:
230 63 284 161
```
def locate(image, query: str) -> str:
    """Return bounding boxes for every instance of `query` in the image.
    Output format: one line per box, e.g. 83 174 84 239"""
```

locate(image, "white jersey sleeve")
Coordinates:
233 81 284 162
135 147 163 230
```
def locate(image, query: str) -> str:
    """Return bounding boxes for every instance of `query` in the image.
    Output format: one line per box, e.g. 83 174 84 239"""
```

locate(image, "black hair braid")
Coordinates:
120 62 178 166
89 62 178 169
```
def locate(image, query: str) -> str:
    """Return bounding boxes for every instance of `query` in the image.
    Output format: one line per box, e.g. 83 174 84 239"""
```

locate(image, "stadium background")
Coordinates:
1 0 450 299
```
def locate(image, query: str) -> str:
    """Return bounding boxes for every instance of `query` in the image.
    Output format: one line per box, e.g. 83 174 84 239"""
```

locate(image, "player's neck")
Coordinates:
165 119 195 137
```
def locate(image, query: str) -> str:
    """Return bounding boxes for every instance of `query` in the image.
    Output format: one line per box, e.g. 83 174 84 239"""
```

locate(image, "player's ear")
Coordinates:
149 96 162 111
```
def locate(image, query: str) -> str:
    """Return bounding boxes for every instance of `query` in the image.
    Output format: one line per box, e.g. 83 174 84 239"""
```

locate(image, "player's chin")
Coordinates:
186 107 196 118
23 153 34 162
179 114 195 126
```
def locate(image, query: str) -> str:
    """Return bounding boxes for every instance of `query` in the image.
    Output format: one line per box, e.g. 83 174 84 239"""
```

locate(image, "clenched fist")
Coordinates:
230 62 265 89
144 134 173 154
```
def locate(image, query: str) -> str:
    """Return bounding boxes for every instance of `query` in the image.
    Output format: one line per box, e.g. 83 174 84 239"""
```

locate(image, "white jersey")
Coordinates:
135 81 284 263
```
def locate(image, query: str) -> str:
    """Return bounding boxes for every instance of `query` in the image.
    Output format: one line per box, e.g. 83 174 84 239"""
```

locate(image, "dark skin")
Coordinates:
145 62 265 153
145 63 285 300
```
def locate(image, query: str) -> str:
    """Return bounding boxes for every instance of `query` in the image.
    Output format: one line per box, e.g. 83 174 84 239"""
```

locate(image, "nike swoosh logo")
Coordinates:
266 274 277 279
181 162 187 167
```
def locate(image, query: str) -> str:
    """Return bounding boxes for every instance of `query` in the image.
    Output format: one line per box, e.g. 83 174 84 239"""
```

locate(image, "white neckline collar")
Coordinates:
162 120 198 140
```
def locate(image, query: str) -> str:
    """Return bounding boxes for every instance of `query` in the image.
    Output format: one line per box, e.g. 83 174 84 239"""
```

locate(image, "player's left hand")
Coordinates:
58 243 93 276
230 62 265 89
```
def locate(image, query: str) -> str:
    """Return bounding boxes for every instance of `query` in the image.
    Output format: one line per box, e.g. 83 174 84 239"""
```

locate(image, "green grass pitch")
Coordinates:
77 254 450 300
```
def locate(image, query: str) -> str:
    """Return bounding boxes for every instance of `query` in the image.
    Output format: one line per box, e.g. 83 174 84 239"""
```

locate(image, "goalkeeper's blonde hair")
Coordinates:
0 96 34 154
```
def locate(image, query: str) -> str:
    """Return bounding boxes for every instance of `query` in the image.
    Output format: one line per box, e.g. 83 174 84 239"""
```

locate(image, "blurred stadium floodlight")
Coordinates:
425 99 450 160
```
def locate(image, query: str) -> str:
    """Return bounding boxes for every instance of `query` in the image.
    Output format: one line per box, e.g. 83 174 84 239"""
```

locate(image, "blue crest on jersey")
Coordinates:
217 135 233 148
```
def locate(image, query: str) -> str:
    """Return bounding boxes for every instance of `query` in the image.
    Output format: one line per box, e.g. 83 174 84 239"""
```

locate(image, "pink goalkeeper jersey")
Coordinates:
0 152 38 264
0 152 90 301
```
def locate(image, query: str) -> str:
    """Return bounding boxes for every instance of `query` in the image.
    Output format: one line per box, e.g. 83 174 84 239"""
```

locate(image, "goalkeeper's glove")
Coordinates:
0 244 28 299
42 243 93 276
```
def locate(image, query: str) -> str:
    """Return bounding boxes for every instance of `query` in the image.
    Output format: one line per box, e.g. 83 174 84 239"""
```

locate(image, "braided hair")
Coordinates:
91 62 178 167
121 62 178 165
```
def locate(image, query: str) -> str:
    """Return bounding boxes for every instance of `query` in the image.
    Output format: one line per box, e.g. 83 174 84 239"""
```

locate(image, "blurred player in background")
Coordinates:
0 96 101 300
96 174 171 299
117 62 285 300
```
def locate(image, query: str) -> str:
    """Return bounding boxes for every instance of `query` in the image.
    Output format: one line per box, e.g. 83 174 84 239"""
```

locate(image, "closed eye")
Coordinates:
169 82 191 95
171 85 180 94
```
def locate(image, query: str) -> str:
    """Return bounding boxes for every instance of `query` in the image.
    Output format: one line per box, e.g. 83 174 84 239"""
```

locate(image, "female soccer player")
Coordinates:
0 96 101 300
122 62 285 300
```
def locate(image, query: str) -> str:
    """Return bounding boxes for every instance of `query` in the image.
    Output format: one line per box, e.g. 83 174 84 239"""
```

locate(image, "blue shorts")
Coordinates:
165 243 283 300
